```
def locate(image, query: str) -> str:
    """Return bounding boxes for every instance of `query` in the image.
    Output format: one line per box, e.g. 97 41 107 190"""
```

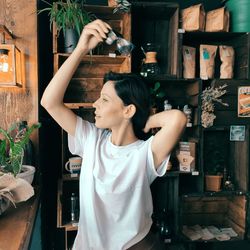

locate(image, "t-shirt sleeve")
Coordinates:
146 136 170 184
68 116 97 157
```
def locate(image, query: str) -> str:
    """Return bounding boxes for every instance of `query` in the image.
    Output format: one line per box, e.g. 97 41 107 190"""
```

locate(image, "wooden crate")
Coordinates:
53 5 131 55
210 80 250 126
181 32 250 79
57 179 79 229
180 195 247 240
131 2 179 77
152 79 201 126
203 127 249 192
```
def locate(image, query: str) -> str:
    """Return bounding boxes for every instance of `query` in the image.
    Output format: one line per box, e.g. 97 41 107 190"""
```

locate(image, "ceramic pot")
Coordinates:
17 165 36 184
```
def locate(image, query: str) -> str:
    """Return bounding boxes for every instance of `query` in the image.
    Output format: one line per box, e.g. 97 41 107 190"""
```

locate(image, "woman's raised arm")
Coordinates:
40 20 111 136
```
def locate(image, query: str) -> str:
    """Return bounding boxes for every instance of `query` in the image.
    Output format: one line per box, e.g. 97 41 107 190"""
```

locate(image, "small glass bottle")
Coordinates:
70 192 79 222
183 105 192 127
164 99 172 111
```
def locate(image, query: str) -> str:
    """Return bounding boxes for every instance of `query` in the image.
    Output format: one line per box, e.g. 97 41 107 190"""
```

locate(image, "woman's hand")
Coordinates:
76 19 111 52
143 115 154 133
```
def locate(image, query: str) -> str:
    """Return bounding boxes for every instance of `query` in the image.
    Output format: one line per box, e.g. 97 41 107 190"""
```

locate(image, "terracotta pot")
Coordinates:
205 175 222 192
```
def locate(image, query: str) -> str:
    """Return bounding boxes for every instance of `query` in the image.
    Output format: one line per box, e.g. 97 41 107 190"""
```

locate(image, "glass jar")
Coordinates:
105 30 134 55
140 43 161 77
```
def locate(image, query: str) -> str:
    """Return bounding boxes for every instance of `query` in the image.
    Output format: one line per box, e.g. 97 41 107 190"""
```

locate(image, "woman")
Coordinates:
41 20 187 250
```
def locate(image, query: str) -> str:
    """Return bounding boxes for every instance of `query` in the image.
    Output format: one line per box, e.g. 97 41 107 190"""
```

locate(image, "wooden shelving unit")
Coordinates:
51 2 250 249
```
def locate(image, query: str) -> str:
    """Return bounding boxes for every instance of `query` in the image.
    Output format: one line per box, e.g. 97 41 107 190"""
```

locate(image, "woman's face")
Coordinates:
93 81 127 129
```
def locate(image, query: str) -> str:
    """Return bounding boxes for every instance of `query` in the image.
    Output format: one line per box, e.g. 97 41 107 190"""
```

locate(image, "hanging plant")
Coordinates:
201 84 228 128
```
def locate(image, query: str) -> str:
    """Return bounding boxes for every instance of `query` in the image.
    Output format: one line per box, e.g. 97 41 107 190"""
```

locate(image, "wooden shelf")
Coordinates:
182 31 247 42
64 222 78 232
56 54 129 63
62 174 79 181
164 171 200 177
54 54 131 77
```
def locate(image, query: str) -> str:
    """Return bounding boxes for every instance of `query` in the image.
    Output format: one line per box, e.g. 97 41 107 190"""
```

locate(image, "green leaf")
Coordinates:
154 82 161 91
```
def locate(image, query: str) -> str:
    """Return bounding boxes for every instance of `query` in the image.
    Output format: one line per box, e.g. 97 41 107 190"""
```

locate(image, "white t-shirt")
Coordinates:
68 116 169 250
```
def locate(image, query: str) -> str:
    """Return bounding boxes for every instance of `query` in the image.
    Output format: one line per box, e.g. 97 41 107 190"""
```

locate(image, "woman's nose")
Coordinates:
93 98 99 108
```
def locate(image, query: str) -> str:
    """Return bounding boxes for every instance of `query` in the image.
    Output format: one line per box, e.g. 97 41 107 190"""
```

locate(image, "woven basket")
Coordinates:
205 175 223 192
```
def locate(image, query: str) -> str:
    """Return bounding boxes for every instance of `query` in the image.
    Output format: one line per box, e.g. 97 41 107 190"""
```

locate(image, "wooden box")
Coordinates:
211 80 250 126
181 32 250 79
131 2 179 77
0 44 23 87
55 54 131 103
57 179 79 229
180 195 247 241
156 79 201 126
203 127 249 192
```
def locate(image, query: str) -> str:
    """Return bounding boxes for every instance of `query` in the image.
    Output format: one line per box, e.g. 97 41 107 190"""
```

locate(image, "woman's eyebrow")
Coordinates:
100 92 112 99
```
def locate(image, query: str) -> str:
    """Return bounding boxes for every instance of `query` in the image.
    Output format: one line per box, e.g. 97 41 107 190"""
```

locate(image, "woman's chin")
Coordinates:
94 120 104 129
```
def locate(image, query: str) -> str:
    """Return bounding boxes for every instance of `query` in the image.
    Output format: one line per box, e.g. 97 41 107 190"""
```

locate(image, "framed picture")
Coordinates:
238 86 250 117
230 125 245 141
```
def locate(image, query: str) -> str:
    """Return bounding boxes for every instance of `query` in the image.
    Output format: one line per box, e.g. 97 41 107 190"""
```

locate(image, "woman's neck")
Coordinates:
110 122 138 146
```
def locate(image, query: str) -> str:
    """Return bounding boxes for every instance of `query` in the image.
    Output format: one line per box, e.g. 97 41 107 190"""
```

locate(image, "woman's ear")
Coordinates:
124 104 136 119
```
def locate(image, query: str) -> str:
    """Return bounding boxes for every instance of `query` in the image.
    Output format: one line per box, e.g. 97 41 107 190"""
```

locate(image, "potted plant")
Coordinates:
38 0 95 52
150 81 165 113
0 122 41 180
204 148 225 192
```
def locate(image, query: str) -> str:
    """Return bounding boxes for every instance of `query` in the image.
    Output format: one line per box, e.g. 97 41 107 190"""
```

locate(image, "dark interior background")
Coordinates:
37 1 230 249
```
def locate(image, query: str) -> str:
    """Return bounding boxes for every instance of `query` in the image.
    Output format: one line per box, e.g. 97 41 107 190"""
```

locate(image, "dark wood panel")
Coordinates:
131 2 179 77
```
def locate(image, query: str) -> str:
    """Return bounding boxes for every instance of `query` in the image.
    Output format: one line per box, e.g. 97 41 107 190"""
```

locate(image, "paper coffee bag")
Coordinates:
181 4 205 31
200 45 218 79
205 7 230 32
183 46 196 79
220 45 234 79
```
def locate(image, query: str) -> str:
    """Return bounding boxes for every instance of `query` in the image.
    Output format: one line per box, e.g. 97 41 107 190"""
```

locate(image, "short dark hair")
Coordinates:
103 72 151 140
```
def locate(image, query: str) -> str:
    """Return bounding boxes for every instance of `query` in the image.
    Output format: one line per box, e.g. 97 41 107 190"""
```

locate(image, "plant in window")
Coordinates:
201 83 228 128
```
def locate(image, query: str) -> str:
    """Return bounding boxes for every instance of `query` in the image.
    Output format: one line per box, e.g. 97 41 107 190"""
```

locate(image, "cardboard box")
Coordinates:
177 141 196 172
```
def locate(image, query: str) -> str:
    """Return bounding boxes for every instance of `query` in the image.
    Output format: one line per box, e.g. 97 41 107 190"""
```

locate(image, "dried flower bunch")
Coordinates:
201 84 228 128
